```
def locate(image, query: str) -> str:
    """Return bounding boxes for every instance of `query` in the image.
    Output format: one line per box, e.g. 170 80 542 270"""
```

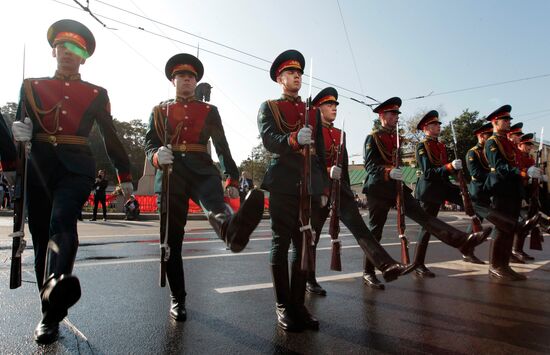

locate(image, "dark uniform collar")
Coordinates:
281 94 302 103
54 71 81 81
425 135 439 142
322 121 334 128
176 96 196 103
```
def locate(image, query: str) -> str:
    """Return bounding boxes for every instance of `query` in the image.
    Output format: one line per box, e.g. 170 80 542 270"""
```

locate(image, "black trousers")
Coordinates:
92 193 107 219
27 163 93 289
159 167 228 298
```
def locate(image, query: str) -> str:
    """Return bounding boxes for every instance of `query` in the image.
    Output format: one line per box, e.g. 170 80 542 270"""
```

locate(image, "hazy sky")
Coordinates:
1 0 549 165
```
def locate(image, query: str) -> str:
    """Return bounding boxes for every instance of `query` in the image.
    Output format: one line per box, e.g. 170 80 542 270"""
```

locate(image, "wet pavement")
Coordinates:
0 212 549 354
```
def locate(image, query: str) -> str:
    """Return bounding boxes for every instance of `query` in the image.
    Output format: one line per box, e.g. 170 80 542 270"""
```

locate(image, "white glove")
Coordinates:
527 166 542 179
451 159 463 170
3 172 16 186
297 127 313 145
543 174 548 182
157 145 174 165
320 195 328 208
389 168 403 181
120 182 134 197
12 117 33 142
330 166 342 180
226 186 239 199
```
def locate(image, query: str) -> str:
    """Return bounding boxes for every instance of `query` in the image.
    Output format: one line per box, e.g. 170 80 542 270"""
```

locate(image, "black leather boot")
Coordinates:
462 252 485 264
34 317 60 344
39 234 81 327
512 230 534 262
362 261 384 289
170 294 187 321
306 250 326 296
412 231 435 278
291 261 319 330
355 236 408 281
489 230 526 281
209 189 264 252
271 264 301 332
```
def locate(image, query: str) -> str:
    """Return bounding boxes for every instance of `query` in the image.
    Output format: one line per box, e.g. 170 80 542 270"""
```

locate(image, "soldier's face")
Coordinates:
478 133 491 144
423 122 441 137
52 43 85 73
277 69 302 93
494 118 510 133
508 133 521 144
320 103 337 122
519 143 533 153
173 72 197 98
380 111 399 129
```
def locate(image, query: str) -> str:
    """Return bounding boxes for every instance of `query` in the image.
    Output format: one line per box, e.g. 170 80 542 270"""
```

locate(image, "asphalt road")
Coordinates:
0 211 549 354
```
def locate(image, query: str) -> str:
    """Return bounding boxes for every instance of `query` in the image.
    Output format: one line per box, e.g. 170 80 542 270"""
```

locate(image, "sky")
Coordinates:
1 0 549 165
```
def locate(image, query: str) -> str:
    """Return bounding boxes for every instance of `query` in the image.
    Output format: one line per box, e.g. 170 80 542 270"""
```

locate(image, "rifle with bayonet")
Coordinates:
328 124 345 272
394 122 409 264
10 48 30 289
450 121 483 233
300 59 315 272
159 102 172 287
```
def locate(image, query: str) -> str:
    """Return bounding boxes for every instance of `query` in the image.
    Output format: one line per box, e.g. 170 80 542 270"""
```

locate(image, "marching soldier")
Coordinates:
11 19 134 344
363 98 491 284
308 87 405 294
258 50 327 332
0 113 16 186
507 122 524 166
484 105 542 280
465 125 539 265
412 111 484 276
513 133 537 262
145 53 264 322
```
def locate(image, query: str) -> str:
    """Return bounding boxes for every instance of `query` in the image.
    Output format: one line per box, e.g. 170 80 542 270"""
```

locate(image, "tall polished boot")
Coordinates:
306 250 326 296
412 231 435 278
424 216 492 253
511 231 533 263
489 230 526 281
486 209 540 237
355 234 408 281
291 261 319 330
166 242 187 321
362 259 384 289
209 189 264 252
271 264 301 332
35 233 80 344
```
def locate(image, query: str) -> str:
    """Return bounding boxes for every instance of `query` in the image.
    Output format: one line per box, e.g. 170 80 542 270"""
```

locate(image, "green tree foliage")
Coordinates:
89 118 147 187
0 102 18 126
238 138 272 187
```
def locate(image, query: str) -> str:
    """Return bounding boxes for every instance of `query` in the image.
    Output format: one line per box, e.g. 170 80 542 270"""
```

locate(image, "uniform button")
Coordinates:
58 127 63 131
183 140 187 143
64 96 69 100
184 116 189 120
299 113 303 116
206 105 210 109
181 153 186 157
93 89 98 93
184 105 188 108
184 127 188 130
62 110 67 115
162 107 165 111
34 81 39 85
65 82 70 86
295 103 298 107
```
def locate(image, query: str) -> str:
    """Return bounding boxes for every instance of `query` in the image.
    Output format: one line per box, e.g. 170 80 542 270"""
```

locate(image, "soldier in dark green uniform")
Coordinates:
0 113 16 186
362 98 491 285
258 50 327 332
11 19 134 344
308 87 405 294
484 105 542 280
412 111 484 277
145 53 264 322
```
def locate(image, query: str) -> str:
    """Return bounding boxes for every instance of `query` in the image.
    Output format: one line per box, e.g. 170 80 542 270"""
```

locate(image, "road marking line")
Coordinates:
63 317 89 342
215 272 365 293
71 240 443 268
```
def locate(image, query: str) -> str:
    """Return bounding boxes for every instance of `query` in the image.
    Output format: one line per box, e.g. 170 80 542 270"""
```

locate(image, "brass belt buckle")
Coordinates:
181 143 186 152
48 135 58 146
